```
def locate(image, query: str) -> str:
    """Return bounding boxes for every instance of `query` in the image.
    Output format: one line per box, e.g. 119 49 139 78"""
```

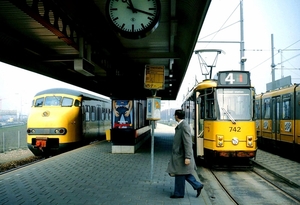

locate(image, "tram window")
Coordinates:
217 89 251 120
263 98 271 119
196 95 205 119
283 98 291 119
91 106 96 121
206 99 214 119
62 97 73 107
35 97 44 107
255 101 261 119
45 96 62 106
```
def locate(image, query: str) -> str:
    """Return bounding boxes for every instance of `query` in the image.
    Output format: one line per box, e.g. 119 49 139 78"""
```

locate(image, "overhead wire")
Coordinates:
198 1 300 76
249 39 300 71
199 2 241 48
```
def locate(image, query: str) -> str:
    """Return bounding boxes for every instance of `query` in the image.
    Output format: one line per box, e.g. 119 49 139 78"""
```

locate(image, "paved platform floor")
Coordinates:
0 123 210 205
1 123 300 205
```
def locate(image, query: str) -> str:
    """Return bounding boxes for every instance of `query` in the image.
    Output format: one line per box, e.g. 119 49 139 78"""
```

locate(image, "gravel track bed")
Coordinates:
0 149 41 172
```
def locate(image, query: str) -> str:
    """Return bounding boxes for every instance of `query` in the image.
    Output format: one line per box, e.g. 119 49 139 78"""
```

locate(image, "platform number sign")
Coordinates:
218 71 250 86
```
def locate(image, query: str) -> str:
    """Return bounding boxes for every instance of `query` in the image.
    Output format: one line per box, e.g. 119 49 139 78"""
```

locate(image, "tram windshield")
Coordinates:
216 88 252 120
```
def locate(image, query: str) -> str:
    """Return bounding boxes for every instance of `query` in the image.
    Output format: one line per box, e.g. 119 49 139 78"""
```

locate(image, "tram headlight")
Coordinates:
216 135 224 147
247 136 254 147
232 137 239 145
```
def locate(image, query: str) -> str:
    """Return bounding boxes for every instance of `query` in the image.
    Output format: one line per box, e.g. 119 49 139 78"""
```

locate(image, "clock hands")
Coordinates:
126 0 136 13
125 0 154 16
126 6 155 16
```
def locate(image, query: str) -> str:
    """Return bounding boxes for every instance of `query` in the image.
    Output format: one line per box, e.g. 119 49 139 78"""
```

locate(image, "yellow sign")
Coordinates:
144 65 165 90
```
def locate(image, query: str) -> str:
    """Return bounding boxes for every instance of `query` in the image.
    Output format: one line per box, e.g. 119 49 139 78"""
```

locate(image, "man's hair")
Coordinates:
175 109 185 119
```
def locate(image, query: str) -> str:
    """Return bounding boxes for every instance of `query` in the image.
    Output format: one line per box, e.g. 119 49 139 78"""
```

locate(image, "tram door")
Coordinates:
196 92 204 157
272 97 280 143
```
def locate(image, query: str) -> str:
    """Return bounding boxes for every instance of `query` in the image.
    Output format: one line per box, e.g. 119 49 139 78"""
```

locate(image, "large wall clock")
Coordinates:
106 0 161 39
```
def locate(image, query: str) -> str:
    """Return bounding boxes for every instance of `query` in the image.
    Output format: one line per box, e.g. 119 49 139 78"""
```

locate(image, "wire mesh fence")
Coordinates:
0 124 27 153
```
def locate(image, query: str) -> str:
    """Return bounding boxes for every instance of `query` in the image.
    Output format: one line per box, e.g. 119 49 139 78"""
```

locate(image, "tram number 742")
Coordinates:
229 127 241 132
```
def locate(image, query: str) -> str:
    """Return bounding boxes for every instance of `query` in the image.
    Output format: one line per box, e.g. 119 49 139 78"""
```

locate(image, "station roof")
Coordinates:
0 0 211 100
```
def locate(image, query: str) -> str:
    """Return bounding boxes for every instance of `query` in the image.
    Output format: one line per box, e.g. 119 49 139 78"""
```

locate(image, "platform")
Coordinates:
1 123 300 204
0 123 210 205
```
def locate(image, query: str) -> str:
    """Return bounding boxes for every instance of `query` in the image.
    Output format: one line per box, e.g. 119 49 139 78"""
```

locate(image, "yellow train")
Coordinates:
182 71 257 166
27 88 111 156
255 84 300 161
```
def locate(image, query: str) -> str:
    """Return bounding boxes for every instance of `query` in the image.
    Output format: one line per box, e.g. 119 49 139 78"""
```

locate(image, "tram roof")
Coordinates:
259 84 300 98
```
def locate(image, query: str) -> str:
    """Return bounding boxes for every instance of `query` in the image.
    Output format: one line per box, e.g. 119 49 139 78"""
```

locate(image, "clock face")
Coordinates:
106 0 161 39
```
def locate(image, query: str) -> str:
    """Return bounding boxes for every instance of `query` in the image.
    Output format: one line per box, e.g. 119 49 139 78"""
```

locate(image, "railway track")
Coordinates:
209 166 300 205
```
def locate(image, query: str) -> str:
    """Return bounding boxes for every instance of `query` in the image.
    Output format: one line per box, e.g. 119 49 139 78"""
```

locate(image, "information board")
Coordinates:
146 97 161 120
144 65 165 90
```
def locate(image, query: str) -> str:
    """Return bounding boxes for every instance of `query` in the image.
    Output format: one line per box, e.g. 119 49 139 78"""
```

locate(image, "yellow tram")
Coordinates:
255 84 300 160
182 71 257 166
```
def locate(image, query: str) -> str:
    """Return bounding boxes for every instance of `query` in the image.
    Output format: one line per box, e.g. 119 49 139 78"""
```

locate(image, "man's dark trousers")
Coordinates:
174 174 201 196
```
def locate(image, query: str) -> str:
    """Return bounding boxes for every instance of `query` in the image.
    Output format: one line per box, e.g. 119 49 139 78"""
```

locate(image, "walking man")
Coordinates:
166 109 204 198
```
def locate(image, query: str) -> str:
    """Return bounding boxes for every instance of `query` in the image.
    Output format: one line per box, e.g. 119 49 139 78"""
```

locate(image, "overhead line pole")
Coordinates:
197 0 245 71
271 34 276 90
240 0 245 71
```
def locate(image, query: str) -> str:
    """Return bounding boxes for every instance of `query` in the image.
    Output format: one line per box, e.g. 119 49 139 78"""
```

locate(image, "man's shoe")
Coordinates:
170 195 184 198
196 184 204 197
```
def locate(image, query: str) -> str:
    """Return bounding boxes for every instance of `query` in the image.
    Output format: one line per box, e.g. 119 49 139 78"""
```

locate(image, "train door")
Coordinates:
195 92 204 157
81 103 87 137
97 105 102 135
255 95 262 140
271 96 280 147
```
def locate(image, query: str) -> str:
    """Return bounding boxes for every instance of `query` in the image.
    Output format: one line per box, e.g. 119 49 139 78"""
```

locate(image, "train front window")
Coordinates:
62 97 73 107
44 96 62 106
35 97 44 107
217 88 251 120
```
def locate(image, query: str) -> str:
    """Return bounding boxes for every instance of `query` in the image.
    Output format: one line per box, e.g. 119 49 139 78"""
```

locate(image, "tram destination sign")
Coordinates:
217 71 250 86
144 65 165 90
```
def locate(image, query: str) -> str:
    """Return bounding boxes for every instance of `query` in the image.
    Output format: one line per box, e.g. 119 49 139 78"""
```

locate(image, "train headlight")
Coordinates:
247 136 254 147
55 128 66 134
216 135 224 147
232 137 239 145
27 129 35 134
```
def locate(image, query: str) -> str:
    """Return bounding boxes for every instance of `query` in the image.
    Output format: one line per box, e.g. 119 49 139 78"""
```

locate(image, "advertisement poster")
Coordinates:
146 97 161 120
112 100 133 129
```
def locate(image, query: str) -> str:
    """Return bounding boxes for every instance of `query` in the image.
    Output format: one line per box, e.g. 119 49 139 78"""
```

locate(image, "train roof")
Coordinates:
182 79 217 102
34 88 110 101
257 84 300 98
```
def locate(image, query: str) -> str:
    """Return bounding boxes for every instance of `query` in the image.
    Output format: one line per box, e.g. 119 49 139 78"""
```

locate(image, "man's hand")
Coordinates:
185 158 190 165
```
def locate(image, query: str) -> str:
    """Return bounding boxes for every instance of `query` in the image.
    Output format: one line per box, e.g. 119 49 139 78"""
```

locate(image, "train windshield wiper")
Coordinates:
221 108 236 124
